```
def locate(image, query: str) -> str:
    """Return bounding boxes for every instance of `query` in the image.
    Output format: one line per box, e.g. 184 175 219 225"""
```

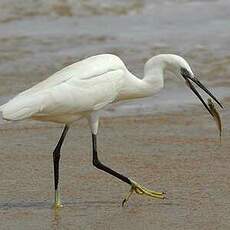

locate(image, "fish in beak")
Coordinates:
207 98 222 143
181 71 223 117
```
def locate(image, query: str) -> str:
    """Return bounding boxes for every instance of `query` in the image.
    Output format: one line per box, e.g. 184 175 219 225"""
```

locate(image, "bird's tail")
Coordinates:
0 95 43 121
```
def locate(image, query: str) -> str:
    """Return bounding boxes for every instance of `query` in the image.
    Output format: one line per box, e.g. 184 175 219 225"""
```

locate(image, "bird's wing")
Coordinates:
1 69 125 121
36 69 125 116
17 54 125 97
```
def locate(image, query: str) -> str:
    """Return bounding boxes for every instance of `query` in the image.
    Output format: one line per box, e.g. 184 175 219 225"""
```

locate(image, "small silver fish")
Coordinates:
207 98 222 143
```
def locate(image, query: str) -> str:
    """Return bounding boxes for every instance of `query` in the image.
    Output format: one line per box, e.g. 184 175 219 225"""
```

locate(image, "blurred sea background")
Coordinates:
0 0 230 116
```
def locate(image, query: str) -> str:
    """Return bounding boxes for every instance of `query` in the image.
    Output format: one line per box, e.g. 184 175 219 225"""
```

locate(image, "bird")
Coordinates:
0 54 223 208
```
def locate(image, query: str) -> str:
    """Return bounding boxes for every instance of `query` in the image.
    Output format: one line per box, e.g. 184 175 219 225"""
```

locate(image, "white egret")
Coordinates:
0 54 223 208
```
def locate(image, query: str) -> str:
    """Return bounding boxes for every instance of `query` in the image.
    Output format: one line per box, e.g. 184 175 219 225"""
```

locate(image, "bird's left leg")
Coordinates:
91 134 166 206
52 125 69 209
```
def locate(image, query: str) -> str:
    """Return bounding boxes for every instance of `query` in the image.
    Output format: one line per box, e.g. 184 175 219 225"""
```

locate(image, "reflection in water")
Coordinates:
52 208 61 230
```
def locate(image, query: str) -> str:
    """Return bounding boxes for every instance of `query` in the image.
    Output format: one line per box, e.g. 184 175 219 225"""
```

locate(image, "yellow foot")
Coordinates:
52 202 63 209
122 179 166 207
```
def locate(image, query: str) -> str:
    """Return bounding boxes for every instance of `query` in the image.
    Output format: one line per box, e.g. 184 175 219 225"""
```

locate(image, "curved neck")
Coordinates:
119 54 183 101
143 55 167 89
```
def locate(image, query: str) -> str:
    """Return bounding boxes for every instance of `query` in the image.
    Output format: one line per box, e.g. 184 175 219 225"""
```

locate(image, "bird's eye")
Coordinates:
180 67 190 78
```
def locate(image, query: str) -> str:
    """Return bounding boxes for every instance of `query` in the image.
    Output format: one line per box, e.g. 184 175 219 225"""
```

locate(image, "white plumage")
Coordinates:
0 53 171 131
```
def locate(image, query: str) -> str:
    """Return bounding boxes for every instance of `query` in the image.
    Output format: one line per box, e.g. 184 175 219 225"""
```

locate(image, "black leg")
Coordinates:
53 125 69 207
91 133 166 206
92 134 131 185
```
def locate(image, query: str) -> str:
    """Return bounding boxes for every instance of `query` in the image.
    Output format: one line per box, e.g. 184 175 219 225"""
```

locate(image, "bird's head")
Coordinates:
145 54 223 115
162 54 194 79
177 56 223 115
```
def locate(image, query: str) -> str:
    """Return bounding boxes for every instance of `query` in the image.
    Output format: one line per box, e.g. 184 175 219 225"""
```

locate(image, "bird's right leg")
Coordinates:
91 134 166 206
52 125 69 209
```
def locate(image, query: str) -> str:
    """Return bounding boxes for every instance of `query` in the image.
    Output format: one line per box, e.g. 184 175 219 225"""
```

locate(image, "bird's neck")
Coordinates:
143 55 166 92
117 70 163 101
118 55 173 101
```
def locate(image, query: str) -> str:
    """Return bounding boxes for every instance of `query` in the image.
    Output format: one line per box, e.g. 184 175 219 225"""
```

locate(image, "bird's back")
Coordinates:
17 54 125 97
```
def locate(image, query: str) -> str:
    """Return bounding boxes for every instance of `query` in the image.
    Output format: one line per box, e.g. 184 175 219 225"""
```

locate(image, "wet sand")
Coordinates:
0 97 229 230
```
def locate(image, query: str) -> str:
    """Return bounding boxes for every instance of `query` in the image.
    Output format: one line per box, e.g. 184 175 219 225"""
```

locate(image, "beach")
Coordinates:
0 97 230 230
0 0 230 229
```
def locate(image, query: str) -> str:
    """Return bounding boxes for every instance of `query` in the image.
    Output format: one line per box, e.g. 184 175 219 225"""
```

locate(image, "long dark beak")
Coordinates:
182 74 223 116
